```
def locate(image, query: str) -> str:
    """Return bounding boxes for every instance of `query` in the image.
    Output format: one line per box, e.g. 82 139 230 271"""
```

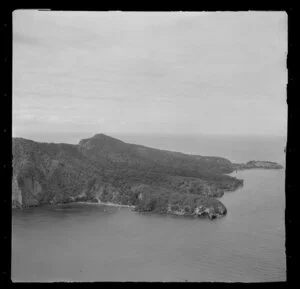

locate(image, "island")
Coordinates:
12 133 283 220
232 161 283 170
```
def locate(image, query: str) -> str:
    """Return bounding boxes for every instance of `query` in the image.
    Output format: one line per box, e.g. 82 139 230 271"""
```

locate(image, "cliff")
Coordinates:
12 134 281 220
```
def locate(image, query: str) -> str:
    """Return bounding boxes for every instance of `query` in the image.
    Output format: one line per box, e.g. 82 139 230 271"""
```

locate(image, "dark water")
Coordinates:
12 135 286 282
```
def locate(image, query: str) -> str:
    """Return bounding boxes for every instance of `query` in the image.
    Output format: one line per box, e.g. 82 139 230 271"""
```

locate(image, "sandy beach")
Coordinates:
75 200 135 209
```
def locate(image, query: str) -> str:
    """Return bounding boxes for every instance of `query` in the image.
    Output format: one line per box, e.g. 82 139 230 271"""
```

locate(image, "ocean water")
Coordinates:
11 134 286 282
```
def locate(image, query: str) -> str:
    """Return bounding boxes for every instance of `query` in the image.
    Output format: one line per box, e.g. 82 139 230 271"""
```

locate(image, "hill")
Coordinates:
12 133 281 219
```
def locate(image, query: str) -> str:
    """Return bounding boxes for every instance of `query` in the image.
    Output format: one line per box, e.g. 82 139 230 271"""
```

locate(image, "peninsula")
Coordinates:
12 134 283 220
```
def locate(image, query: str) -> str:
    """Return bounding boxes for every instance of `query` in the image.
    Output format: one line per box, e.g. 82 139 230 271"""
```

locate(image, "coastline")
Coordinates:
75 200 135 209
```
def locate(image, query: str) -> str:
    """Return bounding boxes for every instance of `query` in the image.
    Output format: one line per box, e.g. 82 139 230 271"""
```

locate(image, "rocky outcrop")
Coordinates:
12 175 23 208
133 189 227 220
167 200 227 220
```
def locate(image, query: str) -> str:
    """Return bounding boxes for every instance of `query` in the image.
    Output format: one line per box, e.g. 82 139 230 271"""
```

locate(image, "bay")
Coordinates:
11 134 286 282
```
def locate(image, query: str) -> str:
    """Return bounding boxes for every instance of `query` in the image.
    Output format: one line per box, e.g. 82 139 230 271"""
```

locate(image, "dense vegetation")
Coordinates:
12 134 245 219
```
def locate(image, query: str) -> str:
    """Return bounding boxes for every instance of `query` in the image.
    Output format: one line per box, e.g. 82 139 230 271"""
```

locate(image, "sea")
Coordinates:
11 133 286 282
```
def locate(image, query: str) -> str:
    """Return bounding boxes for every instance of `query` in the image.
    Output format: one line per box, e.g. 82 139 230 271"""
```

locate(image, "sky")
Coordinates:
13 10 287 138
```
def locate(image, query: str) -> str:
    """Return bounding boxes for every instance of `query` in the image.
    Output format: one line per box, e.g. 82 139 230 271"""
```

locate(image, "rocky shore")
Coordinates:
133 193 227 220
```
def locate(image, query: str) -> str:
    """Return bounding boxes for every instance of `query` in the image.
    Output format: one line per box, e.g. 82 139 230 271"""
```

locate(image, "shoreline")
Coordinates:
75 200 135 208
12 201 136 210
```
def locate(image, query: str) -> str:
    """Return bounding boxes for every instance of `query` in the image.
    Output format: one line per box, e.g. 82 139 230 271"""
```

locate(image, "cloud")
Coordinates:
13 32 42 46
13 11 287 136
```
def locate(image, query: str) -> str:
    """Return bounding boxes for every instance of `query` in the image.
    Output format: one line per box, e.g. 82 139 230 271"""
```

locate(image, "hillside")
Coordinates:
12 133 281 219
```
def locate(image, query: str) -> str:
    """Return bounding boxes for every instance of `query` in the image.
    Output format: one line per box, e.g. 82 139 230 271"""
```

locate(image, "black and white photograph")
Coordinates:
11 10 287 282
